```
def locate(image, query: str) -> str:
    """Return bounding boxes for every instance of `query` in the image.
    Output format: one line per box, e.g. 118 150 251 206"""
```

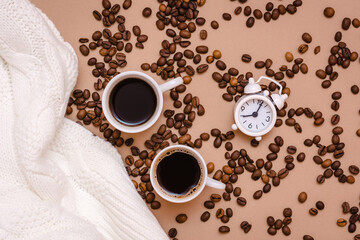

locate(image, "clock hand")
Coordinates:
239 114 253 117
256 101 264 113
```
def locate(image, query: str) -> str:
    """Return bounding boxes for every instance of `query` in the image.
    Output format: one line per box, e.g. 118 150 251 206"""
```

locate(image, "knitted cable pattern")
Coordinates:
0 0 168 239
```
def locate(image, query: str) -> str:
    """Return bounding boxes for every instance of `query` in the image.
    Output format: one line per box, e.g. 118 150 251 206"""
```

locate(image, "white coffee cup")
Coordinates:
102 71 183 133
150 145 225 203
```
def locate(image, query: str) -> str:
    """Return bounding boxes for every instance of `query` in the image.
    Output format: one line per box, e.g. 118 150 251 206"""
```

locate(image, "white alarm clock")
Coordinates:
231 76 288 141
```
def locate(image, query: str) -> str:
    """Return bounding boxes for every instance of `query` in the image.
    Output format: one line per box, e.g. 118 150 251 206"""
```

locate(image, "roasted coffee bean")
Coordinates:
241 54 252 63
210 194 222 203
334 31 342 42
324 7 335 18
214 208 224 219
316 201 325 210
298 192 307 203
122 0 132 9
316 69 326 79
309 208 318 216
302 32 312 43
267 216 275 226
145 192 154 203
333 126 343 135
274 136 284 146
197 64 208 73
142 7 152 17
287 146 297 154
253 190 263 199
322 159 332 168
195 17 206 26
218 215 228 224
201 211 210 222
351 85 359 94
268 227 277 235
337 218 347 227
237 197 247 206
296 152 305 162
285 52 294 62
298 44 309 54
322 80 331 89
278 168 289 179
331 114 340 125
349 223 357 233
253 9 262 19
274 219 283 229
331 101 340 111
79 44 90 56
272 176 280 186
332 91 342 100
353 18 360 28
303 235 314 240
204 200 215 209
246 17 255 28
196 45 209 54
210 20 219 29
168 228 177 238
223 192 231 201
323 168 333 178
199 30 207 40
342 17 351 30
150 201 160 209
93 10 102 21
216 60 227 70
219 226 230 233
175 214 187 223
267 153 278 161
234 6 242 15
233 187 241 197
222 13 232 21
350 206 359 214
349 165 359 175
314 46 321 54
283 208 292 217
282 226 291 236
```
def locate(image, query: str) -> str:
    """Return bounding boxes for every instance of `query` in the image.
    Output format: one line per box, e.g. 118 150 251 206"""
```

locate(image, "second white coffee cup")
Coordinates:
150 145 225 203
102 71 183 133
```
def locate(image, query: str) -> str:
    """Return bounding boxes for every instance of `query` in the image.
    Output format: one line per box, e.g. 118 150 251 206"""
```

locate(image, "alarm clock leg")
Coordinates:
255 136 262 141
231 124 238 130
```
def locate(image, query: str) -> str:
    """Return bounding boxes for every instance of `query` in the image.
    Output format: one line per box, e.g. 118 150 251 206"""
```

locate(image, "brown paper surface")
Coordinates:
30 0 360 239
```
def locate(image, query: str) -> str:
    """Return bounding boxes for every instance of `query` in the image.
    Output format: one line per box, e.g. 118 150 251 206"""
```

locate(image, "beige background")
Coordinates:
31 0 360 239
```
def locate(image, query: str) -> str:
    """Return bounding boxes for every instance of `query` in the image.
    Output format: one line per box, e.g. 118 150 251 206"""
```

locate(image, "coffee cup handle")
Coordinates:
159 77 183 93
206 177 225 190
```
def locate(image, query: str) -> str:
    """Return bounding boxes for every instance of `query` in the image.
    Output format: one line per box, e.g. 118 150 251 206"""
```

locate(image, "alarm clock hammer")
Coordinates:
231 76 288 141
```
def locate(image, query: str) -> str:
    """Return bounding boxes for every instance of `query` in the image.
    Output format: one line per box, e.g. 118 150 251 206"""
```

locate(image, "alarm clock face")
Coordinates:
235 95 276 135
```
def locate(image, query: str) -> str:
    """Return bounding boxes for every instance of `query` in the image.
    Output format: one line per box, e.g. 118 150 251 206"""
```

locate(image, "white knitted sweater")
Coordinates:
0 0 168 239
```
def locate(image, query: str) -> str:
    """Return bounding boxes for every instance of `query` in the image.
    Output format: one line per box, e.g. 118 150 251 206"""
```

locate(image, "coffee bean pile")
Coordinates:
338 202 360 233
71 1 360 238
229 0 303 28
302 125 357 185
140 0 209 81
81 0 149 88
266 208 293 236
209 128 235 149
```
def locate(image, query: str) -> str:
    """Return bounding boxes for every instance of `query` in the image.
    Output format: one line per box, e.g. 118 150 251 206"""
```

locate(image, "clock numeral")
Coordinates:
241 106 245 112
248 123 252 129
265 116 270 122
257 100 264 105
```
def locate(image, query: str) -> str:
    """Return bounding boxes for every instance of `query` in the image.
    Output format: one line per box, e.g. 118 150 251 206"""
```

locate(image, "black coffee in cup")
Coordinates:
156 150 201 195
109 78 157 126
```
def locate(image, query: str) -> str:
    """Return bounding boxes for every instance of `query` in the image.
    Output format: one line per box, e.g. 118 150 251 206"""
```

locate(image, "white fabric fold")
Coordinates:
0 0 168 239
